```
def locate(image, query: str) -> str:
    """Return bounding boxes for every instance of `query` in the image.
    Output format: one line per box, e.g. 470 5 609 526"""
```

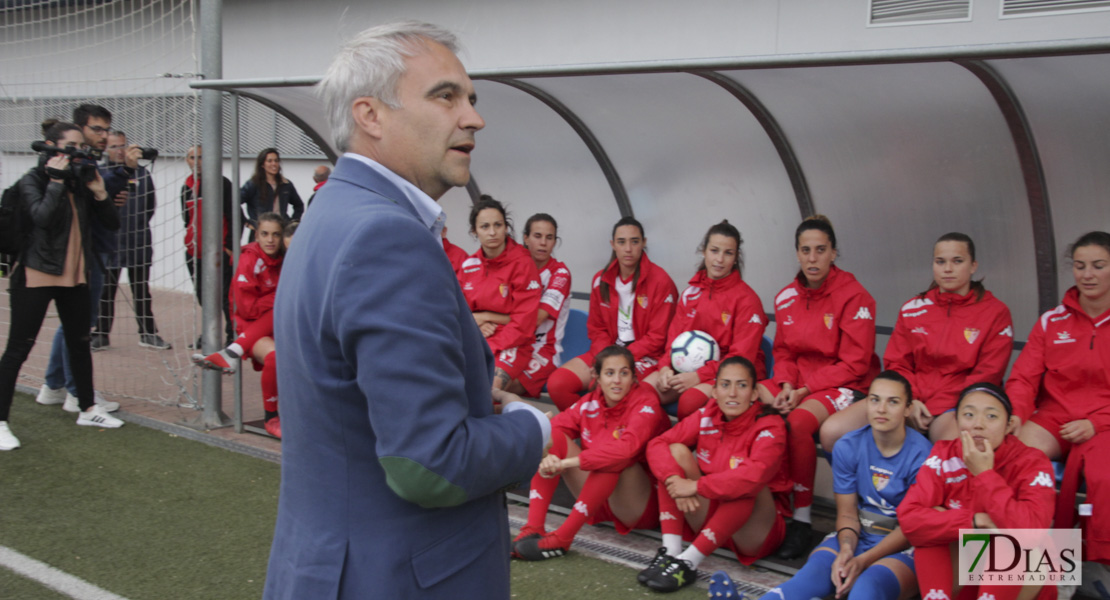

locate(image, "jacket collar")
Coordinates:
1063 286 1110 326
794 263 844 299
689 268 741 293
927 286 980 308
602 251 657 286
334 153 445 235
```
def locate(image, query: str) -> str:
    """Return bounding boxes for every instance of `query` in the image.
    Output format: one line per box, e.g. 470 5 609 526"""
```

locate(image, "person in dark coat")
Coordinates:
262 22 548 600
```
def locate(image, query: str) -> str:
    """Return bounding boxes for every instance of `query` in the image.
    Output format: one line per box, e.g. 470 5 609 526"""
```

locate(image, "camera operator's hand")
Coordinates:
113 189 129 208
46 155 70 183
86 171 109 202
125 144 143 169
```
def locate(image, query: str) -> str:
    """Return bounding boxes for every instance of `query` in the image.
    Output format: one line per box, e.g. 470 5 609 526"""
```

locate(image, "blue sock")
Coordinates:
757 548 836 600
847 564 901 600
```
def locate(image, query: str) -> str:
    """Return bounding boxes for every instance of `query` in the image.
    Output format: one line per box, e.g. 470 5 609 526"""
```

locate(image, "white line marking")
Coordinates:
0 545 129 600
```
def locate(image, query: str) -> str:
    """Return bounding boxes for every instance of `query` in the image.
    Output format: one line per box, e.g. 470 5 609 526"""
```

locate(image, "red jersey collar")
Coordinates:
1063 286 1110 326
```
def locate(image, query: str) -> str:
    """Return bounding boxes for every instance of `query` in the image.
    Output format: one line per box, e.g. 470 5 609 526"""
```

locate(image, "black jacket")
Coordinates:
241 178 303 226
17 165 119 280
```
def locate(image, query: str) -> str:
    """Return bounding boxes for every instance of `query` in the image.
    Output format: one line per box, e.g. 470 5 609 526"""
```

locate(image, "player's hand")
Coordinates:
671 372 699 394
665 476 698 499
961 430 995 476
973 512 997 529
538 454 563 478
908 399 933 432
675 496 700 513
479 322 497 338
656 367 675 392
772 383 794 413
1060 419 1095 445
834 555 865 598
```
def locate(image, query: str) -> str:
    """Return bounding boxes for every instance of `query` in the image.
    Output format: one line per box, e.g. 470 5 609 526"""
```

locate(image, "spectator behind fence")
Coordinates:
306 164 330 208
0 119 125 451
241 148 303 236
92 130 170 350
181 144 237 348
263 21 547 599
35 104 125 409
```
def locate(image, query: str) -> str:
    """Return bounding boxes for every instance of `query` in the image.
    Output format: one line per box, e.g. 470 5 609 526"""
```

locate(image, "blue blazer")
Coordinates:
264 156 542 599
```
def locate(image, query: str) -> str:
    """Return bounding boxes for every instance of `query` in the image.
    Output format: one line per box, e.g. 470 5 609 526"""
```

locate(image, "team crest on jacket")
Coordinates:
721 311 731 325
964 328 980 344
729 456 744 469
612 427 625 439
499 284 508 298
824 314 834 329
638 295 648 309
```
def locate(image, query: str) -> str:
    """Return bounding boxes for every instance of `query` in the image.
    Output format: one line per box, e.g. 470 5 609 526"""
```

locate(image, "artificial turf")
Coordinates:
0 393 706 599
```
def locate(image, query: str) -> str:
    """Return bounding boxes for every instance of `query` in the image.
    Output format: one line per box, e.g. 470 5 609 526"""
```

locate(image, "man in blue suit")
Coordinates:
264 22 550 599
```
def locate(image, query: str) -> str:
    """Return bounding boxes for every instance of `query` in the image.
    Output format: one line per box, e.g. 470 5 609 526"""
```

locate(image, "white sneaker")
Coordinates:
35 384 66 405
63 391 120 413
0 421 20 450
76 405 124 429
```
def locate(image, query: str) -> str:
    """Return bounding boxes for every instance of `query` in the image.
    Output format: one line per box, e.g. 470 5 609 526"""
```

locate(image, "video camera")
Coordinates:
31 141 102 183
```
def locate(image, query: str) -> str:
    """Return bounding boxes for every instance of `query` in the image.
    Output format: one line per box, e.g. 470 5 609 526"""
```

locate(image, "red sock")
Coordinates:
236 311 274 356
550 471 621 547
914 545 954 600
677 388 710 420
547 368 583 412
787 408 820 510
261 351 278 413
525 434 568 533
657 480 684 537
692 497 756 555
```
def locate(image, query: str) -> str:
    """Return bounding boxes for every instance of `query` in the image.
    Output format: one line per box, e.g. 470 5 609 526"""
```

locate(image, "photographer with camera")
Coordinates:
91 130 169 350
0 119 125 451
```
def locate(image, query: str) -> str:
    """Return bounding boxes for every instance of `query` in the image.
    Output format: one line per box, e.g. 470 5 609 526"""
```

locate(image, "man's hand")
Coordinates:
124 144 142 169
113 189 129 208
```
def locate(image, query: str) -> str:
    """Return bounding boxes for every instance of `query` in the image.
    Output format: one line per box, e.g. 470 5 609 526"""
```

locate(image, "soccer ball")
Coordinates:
670 330 720 373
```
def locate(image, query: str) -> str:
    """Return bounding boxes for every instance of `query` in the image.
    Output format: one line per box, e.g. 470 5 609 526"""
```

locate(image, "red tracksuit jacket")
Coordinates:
885 287 1014 415
587 253 678 363
532 259 572 363
230 242 283 332
647 402 790 501
552 381 671 473
898 436 1055 547
442 236 468 273
457 238 542 354
770 265 880 393
1006 286 1110 426
659 269 767 383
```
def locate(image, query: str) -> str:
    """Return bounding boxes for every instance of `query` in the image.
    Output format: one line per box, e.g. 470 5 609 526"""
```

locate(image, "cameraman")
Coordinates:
0 120 124 451
93 130 169 350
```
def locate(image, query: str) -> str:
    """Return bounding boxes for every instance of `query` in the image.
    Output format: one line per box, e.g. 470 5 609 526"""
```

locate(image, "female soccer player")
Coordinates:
503 214 572 398
898 383 1055 600
758 214 880 559
546 216 678 411
193 212 285 438
822 232 1013 446
512 345 670 560
733 371 931 600
456 196 542 391
639 356 789 593
1008 230 1110 564
645 220 767 419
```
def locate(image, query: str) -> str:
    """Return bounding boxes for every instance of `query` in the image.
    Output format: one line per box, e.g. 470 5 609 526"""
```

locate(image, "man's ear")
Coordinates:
351 97 385 140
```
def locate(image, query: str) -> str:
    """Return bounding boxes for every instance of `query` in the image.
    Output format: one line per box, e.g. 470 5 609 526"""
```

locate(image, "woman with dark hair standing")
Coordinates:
0 120 123 450
456 196 542 391
546 216 678 412
646 220 767 419
503 213 572 398
1008 231 1110 566
759 214 880 559
821 232 1013 446
241 148 303 231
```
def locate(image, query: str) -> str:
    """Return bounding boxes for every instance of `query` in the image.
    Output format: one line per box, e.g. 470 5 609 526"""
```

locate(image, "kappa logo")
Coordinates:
702 529 718 545
925 455 967 476
1000 325 1013 337
793 482 810 492
854 307 873 321
756 430 775 441
529 489 543 500
526 280 540 290
639 405 656 414
237 274 248 283
912 327 929 336
749 313 762 324
923 589 950 600
964 328 980 344
660 511 677 521
1055 331 1076 344
1031 471 1054 488
254 258 265 275
573 501 589 517
664 294 674 304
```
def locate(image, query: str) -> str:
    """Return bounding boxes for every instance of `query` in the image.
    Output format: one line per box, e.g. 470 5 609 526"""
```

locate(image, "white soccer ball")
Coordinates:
670 330 720 373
